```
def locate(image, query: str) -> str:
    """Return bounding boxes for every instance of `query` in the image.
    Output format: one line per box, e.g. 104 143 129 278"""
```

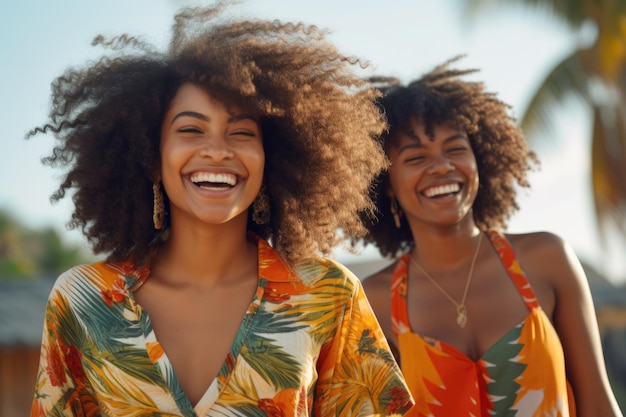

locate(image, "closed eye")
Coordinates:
448 146 468 153
405 155 426 163
178 127 203 134
230 130 257 137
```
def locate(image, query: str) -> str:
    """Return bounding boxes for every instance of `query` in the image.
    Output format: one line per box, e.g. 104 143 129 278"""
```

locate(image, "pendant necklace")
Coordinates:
409 232 483 328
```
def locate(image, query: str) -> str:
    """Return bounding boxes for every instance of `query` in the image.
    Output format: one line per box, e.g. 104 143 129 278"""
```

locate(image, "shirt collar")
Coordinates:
256 236 300 283
113 235 300 291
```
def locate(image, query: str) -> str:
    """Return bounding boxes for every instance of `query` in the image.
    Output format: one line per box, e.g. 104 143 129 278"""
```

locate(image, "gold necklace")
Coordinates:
409 233 483 328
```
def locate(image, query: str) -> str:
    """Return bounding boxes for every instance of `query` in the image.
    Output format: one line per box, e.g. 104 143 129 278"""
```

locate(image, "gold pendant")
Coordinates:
457 305 467 328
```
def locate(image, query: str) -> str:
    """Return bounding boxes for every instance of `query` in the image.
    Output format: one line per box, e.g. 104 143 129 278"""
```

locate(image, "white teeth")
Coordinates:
424 183 460 197
190 172 237 186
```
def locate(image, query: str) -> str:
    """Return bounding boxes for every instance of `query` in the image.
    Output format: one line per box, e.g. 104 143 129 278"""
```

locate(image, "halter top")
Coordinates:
392 230 575 416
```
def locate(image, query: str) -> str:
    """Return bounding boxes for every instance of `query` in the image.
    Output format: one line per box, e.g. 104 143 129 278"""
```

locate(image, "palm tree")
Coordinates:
465 0 626 243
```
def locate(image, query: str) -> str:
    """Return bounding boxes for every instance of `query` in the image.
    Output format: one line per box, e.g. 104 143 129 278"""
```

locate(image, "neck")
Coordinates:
150 216 257 288
410 223 482 271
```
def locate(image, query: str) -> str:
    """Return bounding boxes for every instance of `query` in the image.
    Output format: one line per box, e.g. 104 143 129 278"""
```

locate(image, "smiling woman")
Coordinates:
359 56 623 416
27 3 413 416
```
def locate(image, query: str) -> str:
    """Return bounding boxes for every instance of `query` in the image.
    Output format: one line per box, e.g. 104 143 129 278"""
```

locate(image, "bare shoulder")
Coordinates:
504 231 576 263
361 260 398 346
503 231 587 288
362 261 397 294
504 230 567 253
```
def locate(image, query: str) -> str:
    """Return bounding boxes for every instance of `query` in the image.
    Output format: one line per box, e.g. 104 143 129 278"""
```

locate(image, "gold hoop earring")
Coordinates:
390 198 402 229
252 185 270 225
153 182 165 230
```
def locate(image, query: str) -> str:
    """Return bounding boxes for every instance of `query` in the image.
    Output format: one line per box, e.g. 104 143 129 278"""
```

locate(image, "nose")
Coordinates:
427 154 455 174
199 135 234 160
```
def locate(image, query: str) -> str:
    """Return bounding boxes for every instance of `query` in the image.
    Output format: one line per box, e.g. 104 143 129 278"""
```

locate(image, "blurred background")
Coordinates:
1 0 625 415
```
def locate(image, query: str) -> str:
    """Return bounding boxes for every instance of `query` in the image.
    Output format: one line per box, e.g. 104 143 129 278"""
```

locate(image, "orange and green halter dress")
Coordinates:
392 231 575 417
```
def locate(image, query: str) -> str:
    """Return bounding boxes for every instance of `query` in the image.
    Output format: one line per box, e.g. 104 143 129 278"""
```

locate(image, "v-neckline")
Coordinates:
122 242 268 414
127 277 265 414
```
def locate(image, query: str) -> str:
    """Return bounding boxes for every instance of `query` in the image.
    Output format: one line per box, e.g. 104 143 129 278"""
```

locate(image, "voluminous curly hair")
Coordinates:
362 55 539 258
29 2 388 267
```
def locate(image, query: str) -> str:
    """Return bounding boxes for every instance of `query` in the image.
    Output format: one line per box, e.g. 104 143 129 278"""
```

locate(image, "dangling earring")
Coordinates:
252 185 270 225
153 182 165 230
390 198 402 229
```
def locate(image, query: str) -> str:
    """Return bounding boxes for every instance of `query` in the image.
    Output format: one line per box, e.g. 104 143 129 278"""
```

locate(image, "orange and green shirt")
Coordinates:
392 231 575 417
31 237 413 417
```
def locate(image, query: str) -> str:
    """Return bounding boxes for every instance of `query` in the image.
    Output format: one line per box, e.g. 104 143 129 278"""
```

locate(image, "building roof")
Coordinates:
0 278 55 346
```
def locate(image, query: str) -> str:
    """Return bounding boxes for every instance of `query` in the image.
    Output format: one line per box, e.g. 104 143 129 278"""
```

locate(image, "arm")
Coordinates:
542 233 623 417
314 267 413 416
362 266 400 362
31 285 99 417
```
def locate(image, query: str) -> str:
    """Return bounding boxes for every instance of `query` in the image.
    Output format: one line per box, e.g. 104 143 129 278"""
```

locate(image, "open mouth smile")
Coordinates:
423 183 460 198
190 172 238 189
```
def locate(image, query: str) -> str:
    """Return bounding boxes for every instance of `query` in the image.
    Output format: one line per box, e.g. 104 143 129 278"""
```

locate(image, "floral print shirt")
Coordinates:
31 237 413 416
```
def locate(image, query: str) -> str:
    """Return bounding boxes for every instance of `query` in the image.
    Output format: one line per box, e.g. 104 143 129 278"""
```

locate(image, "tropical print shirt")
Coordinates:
392 231 575 417
31 237 413 417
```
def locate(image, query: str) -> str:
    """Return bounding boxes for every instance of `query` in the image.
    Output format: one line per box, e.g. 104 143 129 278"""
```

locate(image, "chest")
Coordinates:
404 258 555 360
133 279 258 406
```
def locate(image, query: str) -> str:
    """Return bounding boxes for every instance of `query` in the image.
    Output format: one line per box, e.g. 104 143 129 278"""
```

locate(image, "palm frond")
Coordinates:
239 339 303 390
591 103 626 240
520 50 592 140
277 274 355 345
463 0 606 28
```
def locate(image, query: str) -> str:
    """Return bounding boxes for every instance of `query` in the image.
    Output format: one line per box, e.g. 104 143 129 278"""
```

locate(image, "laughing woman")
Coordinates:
360 57 622 417
28 4 413 416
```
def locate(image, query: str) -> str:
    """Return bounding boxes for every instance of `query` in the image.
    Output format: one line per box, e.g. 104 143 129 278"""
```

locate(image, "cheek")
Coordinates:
468 158 479 184
158 140 192 195
388 164 418 193
241 145 265 194
159 142 183 177
248 143 265 176
159 133 175 169
465 161 480 199
387 170 403 196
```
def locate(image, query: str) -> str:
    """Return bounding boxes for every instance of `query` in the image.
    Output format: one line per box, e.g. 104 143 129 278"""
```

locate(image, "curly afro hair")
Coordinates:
362 55 539 258
29 3 388 267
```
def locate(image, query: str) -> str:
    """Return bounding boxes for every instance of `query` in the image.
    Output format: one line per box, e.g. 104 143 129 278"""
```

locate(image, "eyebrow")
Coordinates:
170 111 258 125
171 111 208 125
397 132 467 154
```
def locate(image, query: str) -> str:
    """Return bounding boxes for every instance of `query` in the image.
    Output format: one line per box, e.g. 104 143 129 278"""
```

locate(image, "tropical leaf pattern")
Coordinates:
31 237 413 417
392 231 574 417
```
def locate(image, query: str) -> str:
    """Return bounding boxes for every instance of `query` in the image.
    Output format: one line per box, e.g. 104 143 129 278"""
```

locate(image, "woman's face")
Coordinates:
159 83 264 228
386 120 479 230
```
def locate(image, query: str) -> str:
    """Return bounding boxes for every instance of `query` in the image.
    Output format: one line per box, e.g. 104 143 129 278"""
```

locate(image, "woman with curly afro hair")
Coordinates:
29 4 414 416
360 56 622 417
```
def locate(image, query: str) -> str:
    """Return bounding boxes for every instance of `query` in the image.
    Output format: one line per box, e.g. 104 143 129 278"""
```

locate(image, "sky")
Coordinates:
1 0 624 284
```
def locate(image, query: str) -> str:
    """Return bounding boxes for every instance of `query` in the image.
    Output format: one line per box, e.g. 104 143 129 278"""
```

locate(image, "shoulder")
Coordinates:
503 230 568 252
502 230 587 289
361 260 398 323
260 256 363 304
294 257 361 288
362 261 396 294
45 262 116 312
52 260 142 295
53 262 108 289
503 231 577 268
